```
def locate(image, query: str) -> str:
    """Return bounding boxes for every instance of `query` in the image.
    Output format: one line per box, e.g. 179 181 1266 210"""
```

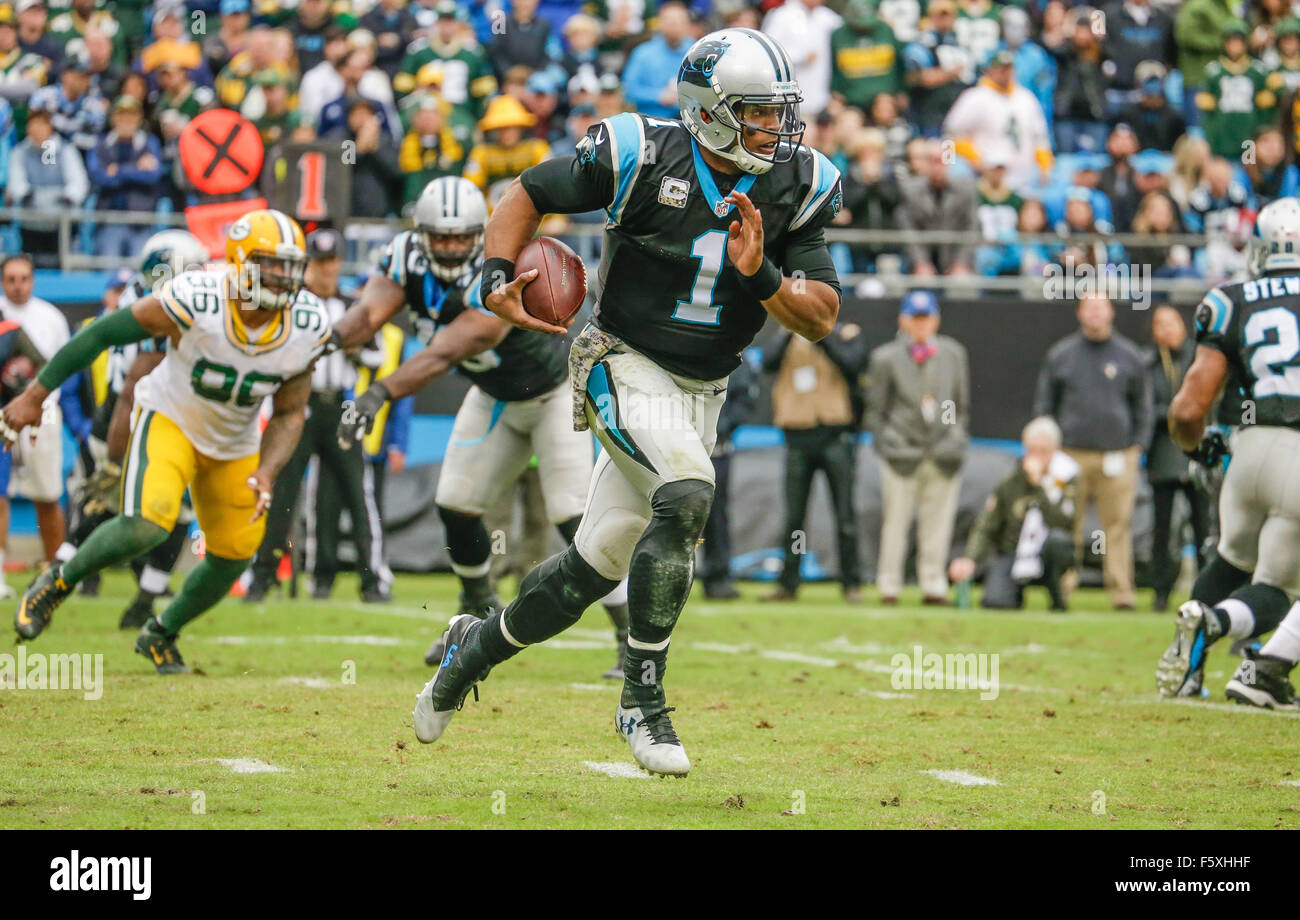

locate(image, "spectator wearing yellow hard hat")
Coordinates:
461 94 549 203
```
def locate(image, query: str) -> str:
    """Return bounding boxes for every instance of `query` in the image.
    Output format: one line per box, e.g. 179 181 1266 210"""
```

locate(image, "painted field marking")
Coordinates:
583 761 650 779
207 635 406 646
569 682 616 692
921 769 1000 786
216 758 284 774
279 676 336 689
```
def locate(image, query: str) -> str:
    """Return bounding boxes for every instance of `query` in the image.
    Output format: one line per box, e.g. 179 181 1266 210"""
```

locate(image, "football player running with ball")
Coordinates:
331 176 632 679
1157 197 1300 707
412 28 843 776
6 210 331 673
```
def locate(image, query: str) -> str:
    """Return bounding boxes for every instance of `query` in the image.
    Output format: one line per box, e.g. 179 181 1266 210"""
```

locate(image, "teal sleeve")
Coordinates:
36 307 152 390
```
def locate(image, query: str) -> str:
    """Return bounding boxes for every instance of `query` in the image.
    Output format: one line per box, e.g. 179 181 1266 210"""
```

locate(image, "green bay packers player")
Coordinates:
412 28 842 776
5 210 330 673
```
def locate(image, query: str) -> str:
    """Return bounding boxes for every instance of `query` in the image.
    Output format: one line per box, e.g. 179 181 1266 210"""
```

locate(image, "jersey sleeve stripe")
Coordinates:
1206 288 1233 334
385 231 412 287
159 288 194 329
465 271 493 315
607 113 645 224
790 149 841 232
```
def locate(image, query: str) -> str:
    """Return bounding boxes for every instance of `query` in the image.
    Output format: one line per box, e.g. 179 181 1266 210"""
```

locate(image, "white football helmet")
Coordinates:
137 229 210 291
677 28 804 176
1252 197 1300 277
414 176 488 281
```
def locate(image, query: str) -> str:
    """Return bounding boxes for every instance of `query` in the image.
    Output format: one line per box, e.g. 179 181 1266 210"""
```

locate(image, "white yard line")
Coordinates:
921 769 1000 786
207 635 408 646
278 677 337 689
216 758 285 774
569 682 616 692
583 761 649 779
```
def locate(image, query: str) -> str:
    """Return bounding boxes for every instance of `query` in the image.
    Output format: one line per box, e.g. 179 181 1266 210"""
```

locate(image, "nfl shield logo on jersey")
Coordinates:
658 176 689 209
713 199 730 217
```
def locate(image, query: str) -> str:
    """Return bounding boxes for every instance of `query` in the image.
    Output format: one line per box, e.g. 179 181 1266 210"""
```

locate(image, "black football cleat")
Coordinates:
118 594 155 630
413 614 491 743
424 592 498 665
1225 649 1298 710
134 618 190 675
14 565 72 640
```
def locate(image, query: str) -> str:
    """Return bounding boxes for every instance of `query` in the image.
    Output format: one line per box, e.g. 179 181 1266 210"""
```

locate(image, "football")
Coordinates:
515 236 587 327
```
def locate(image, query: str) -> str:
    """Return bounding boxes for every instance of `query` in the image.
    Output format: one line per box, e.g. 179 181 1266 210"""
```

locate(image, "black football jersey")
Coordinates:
520 112 843 380
1196 272 1300 429
379 230 568 402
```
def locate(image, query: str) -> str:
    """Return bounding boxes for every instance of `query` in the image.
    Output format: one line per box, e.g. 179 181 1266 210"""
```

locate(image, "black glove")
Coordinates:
1185 427 1230 469
337 381 389 450
321 328 344 356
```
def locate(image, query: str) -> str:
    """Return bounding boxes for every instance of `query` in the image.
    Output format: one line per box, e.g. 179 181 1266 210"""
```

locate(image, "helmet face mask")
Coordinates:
245 252 306 311
225 209 308 315
414 177 488 281
678 29 805 176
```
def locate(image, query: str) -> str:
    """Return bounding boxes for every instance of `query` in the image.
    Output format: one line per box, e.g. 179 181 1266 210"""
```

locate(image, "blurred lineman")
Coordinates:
330 176 630 679
245 228 390 603
412 28 842 777
55 231 211 629
6 209 330 674
948 416 1077 611
1157 197 1300 707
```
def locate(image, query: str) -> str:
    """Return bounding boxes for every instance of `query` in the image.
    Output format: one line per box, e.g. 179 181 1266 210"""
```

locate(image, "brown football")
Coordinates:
515 236 588 326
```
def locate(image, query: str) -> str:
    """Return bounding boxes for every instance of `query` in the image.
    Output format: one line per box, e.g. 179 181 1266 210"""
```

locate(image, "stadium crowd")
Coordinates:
0 0 1294 281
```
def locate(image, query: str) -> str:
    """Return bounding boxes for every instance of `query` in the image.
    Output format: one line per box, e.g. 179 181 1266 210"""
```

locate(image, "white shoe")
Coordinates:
615 705 690 777
412 614 482 743
0 582 14 600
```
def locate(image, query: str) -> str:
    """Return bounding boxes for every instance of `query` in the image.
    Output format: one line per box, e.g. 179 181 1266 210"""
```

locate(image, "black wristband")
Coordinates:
481 257 515 305
737 256 783 301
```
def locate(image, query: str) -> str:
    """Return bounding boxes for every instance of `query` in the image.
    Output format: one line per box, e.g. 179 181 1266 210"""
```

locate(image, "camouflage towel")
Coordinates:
569 324 625 432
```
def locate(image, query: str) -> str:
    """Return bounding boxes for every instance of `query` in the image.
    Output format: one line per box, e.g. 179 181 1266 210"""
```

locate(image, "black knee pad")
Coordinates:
649 479 715 543
1192 553 1252 607
506 546 620 644
437 505 491 567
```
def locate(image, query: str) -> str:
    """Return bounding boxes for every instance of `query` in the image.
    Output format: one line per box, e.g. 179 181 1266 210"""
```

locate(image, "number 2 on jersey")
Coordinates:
1245 306 1300 398
671 230 728 326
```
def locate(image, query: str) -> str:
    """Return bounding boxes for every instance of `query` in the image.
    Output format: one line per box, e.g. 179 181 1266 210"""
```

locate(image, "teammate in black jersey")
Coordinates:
1157 197 1300 707
412 28 842 776
331 177 631 677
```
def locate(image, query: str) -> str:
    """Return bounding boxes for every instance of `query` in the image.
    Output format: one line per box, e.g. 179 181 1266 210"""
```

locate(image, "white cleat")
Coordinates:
412 673 453 744
615 704 690 777
411 614 483 743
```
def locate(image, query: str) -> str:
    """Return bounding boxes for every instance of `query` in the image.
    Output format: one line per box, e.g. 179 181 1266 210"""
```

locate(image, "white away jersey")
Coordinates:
134 269 331 460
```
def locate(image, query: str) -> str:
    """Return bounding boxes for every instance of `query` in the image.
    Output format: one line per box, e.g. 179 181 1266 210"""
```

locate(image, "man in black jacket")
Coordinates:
1146 304 1209 611
698 357 760 600
762 323 869 603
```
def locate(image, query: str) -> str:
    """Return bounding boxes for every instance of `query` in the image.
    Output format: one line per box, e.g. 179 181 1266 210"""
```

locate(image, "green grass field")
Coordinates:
3 571 1299 829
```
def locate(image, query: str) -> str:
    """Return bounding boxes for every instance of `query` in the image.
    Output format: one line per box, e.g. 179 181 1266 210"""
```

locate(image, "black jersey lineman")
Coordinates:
520 111 843 380
379 230 569 402
1196 272 1300 429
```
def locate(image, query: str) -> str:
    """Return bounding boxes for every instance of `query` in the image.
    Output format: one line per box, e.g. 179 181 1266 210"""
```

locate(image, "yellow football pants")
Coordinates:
120 407 264 559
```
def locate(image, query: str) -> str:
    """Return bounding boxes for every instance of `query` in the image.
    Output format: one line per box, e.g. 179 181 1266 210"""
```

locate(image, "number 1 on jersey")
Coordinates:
671 230 728 326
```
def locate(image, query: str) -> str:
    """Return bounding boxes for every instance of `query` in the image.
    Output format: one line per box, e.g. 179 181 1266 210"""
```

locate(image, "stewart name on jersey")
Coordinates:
520 111 843 381
134 270 332 460
1196 271 1300 429
378 230 568 402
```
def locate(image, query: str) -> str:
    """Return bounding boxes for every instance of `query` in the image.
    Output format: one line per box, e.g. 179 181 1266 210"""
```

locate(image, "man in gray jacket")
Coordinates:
1032 294 1153 609
5 103 89 266
867 290 970 603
